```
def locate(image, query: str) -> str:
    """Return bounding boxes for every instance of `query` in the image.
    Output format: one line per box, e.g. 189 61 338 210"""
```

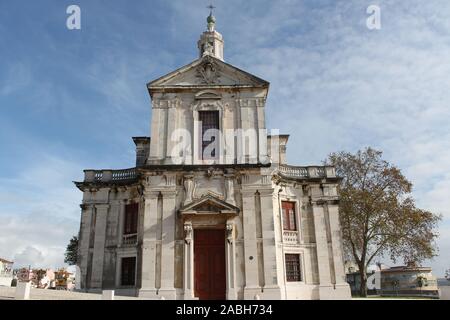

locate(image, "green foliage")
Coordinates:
64 236 79 266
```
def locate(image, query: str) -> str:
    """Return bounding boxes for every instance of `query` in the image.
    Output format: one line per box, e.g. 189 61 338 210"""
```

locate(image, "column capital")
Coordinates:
226 222 235 243
184 222 193 244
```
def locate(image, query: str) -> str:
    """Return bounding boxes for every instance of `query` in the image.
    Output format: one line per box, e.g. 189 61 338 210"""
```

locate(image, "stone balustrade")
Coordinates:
122 234 138 246
283 230 300 245
278 165 336 179
83 168 137 183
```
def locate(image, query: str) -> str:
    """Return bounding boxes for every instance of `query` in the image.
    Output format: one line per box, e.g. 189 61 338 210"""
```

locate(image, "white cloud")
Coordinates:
0 153 82 269
13 246 45 269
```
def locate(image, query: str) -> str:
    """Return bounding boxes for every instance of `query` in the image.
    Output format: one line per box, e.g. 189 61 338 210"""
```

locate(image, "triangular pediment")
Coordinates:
148 55 269 91
179 193 240 215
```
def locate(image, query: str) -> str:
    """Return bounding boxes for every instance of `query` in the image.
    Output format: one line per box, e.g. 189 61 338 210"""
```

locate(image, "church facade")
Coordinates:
75 13 351 300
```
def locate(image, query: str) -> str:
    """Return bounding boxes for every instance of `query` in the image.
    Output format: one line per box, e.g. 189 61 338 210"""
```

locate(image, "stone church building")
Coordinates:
75 12 351 300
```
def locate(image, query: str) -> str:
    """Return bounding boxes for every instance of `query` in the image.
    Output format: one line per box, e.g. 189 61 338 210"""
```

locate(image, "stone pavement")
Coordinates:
0 286 146 300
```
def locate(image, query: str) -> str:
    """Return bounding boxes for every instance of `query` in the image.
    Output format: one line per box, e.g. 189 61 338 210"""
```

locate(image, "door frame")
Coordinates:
183 219 237 300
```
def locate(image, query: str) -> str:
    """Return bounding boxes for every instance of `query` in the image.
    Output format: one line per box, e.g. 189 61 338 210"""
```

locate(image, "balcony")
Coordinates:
83 168 138 183
122 234 138 246
283 230 300 245
278 165 336 179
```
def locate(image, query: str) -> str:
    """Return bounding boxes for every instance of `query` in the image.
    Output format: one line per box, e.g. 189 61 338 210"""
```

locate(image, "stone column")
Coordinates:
226 220 237 300
159 190 177 299
183 221 195 299
242 189 260 299
139 192 160 298
78 204 93 290
258 189 282 299
312 201 334 300
327 203 352 299
90 204 109 289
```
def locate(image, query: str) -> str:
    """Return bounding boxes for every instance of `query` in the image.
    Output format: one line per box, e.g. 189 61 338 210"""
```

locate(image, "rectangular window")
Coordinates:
282 201 297 231
285 254 302 282
121 257 136 286
124 203 138 235
199 111 220 160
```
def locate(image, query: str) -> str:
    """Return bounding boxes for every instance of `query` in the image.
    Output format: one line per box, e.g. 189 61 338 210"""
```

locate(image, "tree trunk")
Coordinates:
359 270 368 297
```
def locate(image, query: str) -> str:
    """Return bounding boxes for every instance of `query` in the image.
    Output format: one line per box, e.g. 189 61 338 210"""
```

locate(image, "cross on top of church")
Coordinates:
207 4 216 15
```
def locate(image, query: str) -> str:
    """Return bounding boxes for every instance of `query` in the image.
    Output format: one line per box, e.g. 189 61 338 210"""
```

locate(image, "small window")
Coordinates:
124 203 138 235
282 201 297 231
199 111 220 160
121 257 136 286
285 254 302 282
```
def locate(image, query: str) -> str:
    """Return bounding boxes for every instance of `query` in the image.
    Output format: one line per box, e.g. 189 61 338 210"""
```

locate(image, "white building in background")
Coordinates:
74 11 351 300
0 258 14 287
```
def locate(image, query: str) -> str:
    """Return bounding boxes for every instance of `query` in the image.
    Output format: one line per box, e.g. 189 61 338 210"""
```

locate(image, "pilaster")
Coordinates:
183 221 196 299
90 204 110 289
226 220 237 300
241 189 260 299
159 190 177 299
139 192 160 298
327 203 352 299
312 201 334 299
258 189 282 299
78 204 93 289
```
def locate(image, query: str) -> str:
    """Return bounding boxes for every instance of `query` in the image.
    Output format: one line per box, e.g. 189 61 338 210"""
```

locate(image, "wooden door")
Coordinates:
194 229 226 300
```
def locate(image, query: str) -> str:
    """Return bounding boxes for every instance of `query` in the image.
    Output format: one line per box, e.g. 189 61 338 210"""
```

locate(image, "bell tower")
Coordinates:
198 6 224 61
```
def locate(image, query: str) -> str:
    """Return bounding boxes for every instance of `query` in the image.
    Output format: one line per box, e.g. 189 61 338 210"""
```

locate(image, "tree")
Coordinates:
326 147 441 297
64 236 79 266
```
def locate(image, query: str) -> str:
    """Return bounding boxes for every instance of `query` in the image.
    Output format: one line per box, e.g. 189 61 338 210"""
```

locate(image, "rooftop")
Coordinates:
0 258 13 264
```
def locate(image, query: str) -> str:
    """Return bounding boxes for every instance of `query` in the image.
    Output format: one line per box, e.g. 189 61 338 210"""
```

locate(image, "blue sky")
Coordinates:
0 0 449 276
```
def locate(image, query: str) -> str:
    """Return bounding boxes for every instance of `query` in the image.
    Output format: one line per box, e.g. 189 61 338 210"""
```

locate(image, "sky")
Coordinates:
0 0 449 276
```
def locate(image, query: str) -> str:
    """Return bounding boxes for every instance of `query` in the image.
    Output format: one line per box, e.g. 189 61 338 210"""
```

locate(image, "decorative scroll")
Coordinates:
224 176 236 205
184 223 193 244
184 175 195 204
226 223 234 244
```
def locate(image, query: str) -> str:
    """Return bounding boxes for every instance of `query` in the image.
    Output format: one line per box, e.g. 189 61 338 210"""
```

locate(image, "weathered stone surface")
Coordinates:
73 14 351 301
